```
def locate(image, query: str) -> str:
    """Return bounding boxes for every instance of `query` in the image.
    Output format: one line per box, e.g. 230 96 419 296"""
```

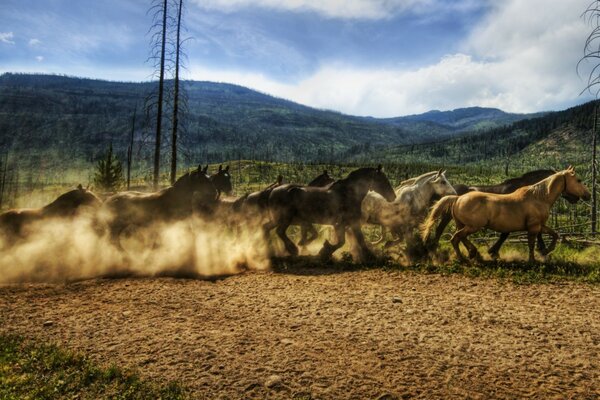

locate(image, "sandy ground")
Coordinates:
1 265 599 399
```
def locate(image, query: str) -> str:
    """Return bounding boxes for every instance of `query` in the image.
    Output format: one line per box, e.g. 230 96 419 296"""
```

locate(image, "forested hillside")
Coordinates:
0 73 537 169
369 100 598 172
0 72 595 190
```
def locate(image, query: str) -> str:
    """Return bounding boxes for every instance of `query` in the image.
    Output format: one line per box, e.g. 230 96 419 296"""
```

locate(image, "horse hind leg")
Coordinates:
488 232 509 259
451 224 479 263
536 232 547 254
539 225 559 256
318 224 346 261
276 222 298 257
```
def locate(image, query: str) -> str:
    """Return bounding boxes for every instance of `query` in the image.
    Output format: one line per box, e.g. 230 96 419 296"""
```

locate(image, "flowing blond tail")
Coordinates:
420 195 458 242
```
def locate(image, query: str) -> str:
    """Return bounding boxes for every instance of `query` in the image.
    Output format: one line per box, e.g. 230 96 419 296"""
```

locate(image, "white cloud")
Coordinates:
29 38 42 46
0 32 15 45
35 56 44 62
189 0 593 116
190 0 480 20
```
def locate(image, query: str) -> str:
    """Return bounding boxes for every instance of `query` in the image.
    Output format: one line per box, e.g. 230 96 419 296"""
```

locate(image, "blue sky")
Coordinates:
0 0 595 116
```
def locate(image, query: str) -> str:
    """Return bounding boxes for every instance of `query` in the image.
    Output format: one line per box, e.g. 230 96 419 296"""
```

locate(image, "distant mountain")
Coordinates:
383 106 545 131
369 100 597 169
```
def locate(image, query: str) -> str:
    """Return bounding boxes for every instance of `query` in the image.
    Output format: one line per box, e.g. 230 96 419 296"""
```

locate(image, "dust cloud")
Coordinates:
0 210 270 284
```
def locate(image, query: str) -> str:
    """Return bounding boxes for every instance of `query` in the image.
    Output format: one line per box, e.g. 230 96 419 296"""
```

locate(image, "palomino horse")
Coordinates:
103 165 218 244
431 169 580 257
421 167 591 263
362 170 456 247
0 185 102 243
266 166 395 260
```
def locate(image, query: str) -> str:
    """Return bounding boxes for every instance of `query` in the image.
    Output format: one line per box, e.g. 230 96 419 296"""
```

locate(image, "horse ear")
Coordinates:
197 164 202 172
77 184 83 190
437 169 442 177
225 165 230 172
277 175 283 184
218 165 222 172
323 169 328 175
377 164 383 172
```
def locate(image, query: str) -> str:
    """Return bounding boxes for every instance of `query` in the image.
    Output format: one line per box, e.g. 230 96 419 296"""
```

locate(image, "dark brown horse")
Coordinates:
431 169 579 257
0 185 102 243
210 165 233 197
299 170 336 246
103 165 218 243
266 166 395 260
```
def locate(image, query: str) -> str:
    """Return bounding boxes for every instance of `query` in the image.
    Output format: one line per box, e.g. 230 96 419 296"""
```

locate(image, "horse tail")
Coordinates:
420 195 458 243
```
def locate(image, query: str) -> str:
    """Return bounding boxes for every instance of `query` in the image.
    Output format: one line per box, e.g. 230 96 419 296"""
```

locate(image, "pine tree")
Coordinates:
94 143 124 192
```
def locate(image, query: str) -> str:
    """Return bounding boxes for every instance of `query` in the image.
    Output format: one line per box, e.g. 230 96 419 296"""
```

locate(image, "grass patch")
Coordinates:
0 334 188 400
271 242 600 284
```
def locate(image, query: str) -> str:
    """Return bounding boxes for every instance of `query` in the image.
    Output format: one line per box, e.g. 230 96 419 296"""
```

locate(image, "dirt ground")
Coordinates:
1 265 599 399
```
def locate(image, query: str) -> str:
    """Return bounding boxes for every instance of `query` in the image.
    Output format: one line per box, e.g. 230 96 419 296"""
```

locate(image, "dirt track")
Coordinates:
1 266 599 399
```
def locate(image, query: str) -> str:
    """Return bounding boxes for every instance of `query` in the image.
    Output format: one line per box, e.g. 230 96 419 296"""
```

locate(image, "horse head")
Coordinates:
370 165 396 202
562 166 591 203
308 170 335 187
427 170 457 198
210 164 233 195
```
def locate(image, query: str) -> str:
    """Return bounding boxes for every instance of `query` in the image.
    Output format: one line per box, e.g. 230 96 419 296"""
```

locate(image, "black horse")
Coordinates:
0 185 102 244
299 170 336 246
210 165 233 197
432 169 578 258
266 166 395 260
103 165 218 245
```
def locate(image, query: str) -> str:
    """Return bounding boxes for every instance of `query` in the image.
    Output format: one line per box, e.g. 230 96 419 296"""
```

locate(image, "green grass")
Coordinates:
0 335 188 400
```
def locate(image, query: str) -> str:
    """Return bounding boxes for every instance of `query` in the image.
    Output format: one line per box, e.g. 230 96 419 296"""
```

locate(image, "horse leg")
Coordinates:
372 225 386 245
450 225 468 262
462 235 482 261
431 211 452 250
350 222 375 262
318 223 346 260
536 232 547 254
276 221 298 257
527 230 538 263
488 232 509 259
299 223 318 246
451 224 478 263
539 225 559 256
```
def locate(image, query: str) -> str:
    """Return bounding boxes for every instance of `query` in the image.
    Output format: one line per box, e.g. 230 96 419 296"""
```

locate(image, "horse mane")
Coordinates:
399 171 438 188
524 172 563 200
500 169 555 187
329 167 375 189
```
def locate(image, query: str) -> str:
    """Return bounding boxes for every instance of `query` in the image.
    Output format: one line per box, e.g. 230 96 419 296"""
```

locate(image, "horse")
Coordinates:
421 166 591 263
430 169 580 258
102 165 218 246
265 166 396 261
210 165 233 197
299 170 336 246
362 170 456 248
0 184 102 244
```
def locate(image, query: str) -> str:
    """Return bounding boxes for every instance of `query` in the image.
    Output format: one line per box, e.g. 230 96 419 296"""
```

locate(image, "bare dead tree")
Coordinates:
127 106 137 190
170 0 184 184
146 0 169 190
579 1 600 233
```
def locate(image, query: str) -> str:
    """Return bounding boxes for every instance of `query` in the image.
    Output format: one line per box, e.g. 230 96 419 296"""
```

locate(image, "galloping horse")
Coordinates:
299 170 336 246
0 185 102 243
102 165 218 244
362 170 456 247
430 169 580 257
266 166 395 260
421 167 591 263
